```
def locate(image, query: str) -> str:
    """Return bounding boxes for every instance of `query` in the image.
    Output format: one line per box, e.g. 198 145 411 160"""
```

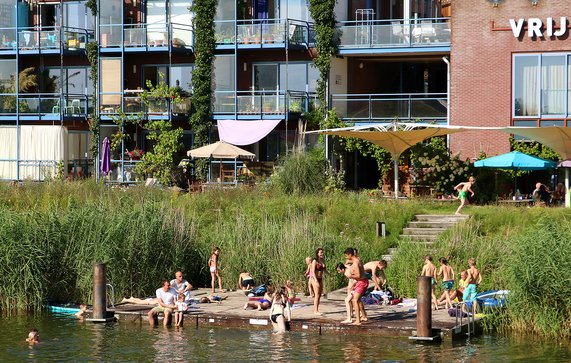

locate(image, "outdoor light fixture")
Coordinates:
530 0 539 5
487 0 503 7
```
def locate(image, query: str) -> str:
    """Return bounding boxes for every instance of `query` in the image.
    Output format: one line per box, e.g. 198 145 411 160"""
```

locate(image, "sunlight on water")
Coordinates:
0 313 569 362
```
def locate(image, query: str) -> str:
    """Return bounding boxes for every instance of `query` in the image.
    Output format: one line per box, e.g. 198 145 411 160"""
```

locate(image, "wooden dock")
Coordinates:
89 288 481 341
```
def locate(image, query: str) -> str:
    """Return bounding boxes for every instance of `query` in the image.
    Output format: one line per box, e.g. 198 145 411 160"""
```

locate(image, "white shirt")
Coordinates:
170 278 190 292
156 287 177 306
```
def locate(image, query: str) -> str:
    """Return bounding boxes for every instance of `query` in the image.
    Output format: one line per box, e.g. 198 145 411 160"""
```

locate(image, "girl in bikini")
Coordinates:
310 247 326 315
208 247 224 293
269 288 291 333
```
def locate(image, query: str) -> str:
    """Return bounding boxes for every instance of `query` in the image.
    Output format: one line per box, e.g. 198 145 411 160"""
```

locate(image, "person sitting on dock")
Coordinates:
147 280 177 327
170 271 193 303
438 270 468 305
174 293 188 327
363 259 387 291
238 271 255 291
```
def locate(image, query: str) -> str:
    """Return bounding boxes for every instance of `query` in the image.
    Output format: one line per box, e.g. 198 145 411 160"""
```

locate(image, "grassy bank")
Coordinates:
0 181 569 339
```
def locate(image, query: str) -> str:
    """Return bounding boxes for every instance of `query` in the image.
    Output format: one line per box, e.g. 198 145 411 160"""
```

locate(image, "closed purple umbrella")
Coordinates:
100 137 111 176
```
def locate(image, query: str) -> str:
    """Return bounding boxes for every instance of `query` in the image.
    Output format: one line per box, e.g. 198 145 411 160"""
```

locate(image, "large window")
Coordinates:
143 65 194 92
513 53 570 119
253 62 318 92
43 67 91 95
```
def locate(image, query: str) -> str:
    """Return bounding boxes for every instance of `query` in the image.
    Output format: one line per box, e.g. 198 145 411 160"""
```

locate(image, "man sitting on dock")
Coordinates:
148 280 177 327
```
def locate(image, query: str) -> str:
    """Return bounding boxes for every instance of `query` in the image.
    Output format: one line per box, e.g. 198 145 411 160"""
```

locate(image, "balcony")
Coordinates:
0 94 89 121
212 90 316 119
0 26 92 54
337 17 450 55
331 93 447 123
99 92 191 120
215 19 314 49
100 23 193 52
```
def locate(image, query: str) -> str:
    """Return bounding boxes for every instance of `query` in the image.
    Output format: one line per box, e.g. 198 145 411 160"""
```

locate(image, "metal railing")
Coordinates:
213 90 316 114
338 17 450 49
99 94 191 116
0 93 89 118
0 26 94 52
330 93 447 121
455 301 476 336
100 22 193 49
215 18 314 47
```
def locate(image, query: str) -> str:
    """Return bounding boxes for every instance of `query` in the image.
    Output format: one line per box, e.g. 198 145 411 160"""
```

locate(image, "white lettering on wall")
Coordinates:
528 18 543 37
509 17 568 38
510 18 525 37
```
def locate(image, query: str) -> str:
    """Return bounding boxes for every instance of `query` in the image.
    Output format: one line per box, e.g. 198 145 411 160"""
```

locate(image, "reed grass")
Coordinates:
1 181 569 339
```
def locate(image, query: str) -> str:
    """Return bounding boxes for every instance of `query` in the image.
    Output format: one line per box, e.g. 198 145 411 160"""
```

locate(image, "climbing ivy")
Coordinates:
86 41 99 160
189 0 216 181
308 0 337 122
86 0 97 17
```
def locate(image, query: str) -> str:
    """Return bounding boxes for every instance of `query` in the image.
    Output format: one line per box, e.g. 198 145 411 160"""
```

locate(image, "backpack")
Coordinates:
253 284 267 296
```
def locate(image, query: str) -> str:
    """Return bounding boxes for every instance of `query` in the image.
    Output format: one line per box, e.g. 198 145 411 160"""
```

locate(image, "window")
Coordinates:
42 67 91 95
252 62 317 92
513 53 570 119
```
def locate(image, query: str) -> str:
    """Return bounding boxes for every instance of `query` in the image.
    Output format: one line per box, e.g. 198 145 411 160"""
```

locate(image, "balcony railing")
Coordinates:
215 18 314 47
338 17 450 49
213 90 316 115
99 94 191 117
0 26 93 52
100 23 193 49
331 93 447 121
0 93 89 118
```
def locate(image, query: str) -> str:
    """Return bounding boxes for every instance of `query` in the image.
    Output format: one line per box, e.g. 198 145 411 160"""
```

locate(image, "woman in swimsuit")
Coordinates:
310 247 326 315
243 291 273 311
269 288 291 333
208 247 224 293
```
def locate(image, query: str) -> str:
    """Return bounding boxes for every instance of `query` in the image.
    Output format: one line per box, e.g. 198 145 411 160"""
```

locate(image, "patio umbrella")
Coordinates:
474 151 557 192
100 137 111 176
187 141 255 183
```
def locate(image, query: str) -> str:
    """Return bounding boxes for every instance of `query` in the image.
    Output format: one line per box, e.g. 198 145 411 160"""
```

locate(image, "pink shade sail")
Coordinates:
218 119 281 146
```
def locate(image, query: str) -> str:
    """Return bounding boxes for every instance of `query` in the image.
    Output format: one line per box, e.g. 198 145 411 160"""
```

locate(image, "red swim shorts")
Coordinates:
352 279 368 296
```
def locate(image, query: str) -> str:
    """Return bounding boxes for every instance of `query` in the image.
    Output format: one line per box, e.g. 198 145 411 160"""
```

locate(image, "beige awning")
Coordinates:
187 141 255 160
503 126 571 160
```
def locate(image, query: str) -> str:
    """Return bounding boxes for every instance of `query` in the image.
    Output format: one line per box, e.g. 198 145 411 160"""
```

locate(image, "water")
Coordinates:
2 313 570 362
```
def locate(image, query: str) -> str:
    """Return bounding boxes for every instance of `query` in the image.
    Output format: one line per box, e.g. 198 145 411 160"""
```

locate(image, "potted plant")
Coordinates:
126 147 145 160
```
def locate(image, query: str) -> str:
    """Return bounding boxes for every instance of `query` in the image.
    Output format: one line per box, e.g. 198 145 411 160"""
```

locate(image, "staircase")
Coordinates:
382 214 469 262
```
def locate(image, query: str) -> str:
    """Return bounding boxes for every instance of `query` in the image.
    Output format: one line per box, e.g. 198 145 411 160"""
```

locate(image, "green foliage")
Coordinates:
271 148 327 194
190 0 216 180
86 0 97 17
86 41 99 159
308 0 337 119
510 137 560 161
135 120 184 185
409 137 473 193
109 110 143 151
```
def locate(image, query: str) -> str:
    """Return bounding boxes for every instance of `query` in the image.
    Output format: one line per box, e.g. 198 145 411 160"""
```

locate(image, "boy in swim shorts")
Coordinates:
437 257 455 309
454 176 475 215
342 248 368 325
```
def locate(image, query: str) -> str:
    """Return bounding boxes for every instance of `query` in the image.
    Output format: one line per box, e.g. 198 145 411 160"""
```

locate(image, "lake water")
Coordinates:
2 312 570 362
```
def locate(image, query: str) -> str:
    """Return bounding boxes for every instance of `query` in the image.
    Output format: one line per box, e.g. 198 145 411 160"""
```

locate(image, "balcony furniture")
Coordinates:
52 99 60 114
391 21 409 44
69 99 81 114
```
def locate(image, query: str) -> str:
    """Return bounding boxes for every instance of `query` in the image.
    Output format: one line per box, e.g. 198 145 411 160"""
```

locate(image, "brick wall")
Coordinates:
450 0 571 159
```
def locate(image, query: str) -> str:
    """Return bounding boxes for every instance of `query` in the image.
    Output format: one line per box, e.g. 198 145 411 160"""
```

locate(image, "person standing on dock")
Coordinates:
208 247 225 293
437 257 455 309
310 248 326 315
420 255 438 310
463 258 482 314
343 248 368 325
363 259 387 291
170 271 193 303
148 280 177 327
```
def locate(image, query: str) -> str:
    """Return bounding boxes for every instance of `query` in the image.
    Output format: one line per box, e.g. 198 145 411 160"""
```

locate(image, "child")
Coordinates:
75 304 87 319
462 258 482 314
420 255 438 310
208 247 225 293
238 271 255 291
269 289 291 333
303 256 314 297
244 291 273 311
199 295 228 304
174 293 188 327
454 176 475 215
26 328 39 344
437 257 456 309
285 280 296 307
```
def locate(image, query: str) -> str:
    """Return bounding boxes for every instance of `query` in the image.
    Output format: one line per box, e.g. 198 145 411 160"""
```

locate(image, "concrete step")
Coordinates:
414 214 469 222
399 234 438 242
408 221 457 229
381 254 393 262
386 248 398 255
402 227 447 235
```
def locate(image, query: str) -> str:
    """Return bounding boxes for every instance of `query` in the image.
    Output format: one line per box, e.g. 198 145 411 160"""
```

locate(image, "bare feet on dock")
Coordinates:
314 311 322 316
340 319 352 324
351 321 361 326
361 317 368 322
243 303 248 310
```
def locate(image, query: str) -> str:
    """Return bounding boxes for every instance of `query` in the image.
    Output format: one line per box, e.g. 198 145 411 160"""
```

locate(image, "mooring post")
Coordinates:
376 221 386 237
93 263 107 320
416 276 432 338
